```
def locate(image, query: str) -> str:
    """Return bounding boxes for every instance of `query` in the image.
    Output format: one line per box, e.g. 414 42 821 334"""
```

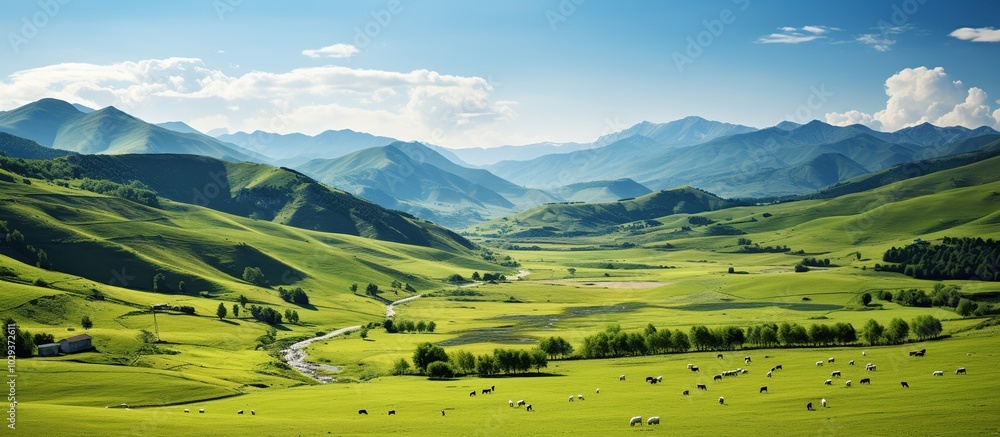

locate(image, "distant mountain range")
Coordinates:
0 99 266 162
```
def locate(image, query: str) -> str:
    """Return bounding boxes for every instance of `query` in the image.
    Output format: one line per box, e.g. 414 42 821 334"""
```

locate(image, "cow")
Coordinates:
691 366 700 372
718 353 724 359
199 409 205 414
714 375 723 382
719 397 725 405
816 361 824 367
807 402 813 411
866 363 876 371
516 400 526 407
442 410 445 416
647 416 660 425
469 391 476 397
645 376 654 382
919 348 926 354
932 371 944 376
237 410 244 415
482 388 491 395
620 374 626 381
770 367 776 372
909 351 917 356
831 371 841 378
900 381 909 388
630 416 643 427
775 364 783 371
697 384 707 390
526 405 533 412
821 398 827 408
914 351 925 357
845 380 852 387
767 371 772 378
760 386 768 393
569 395 574 402
849 360 855 366
860 378 871 385
828 357 835 363
388 410 395 416
358 410 368 415
956 368 967 375
824 379 832 386
683 390 689 396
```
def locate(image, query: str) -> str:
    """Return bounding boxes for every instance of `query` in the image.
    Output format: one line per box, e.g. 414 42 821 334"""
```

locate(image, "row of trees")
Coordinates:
79 178 159 207
861 316 943 344
383 319 436 333
402 342 549 379
3 318 56 358
0 222 50 269
881 237 1000 281
872 284 989 317
277 286 310 305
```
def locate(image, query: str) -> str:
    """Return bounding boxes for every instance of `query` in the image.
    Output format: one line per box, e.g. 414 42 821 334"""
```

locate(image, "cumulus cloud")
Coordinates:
949 27 1000 42
0 58 516 147
757 26 835 44
826 66 1000 131
302 43 360 59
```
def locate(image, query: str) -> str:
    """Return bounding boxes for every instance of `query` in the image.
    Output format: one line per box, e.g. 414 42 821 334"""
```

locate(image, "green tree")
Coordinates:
886 317 909 344
567 268 576 276
471 272 481 281
413 342 449 372
426 361 455 379
238 294 249 308
216 302 227 320
359 327 368 339
350 283 358 293
862 319 885 345
453 350 476 375
956 299 978 317
4 319 34 358
152 273 166 291
860 292 872 306
416 320 427 333
426 321 436 333
912 315 943 340
391 358 411 375
242 267 267 286
530 348 548 372
365 283 379 296
232 304 240 318
81 315 93 330
136 329 156 345
32 332 54 346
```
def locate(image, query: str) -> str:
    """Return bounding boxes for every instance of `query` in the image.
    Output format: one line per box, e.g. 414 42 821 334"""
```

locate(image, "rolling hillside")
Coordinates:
0 99 265 162
550 178 652 203
0 132 74 159
60 153 472 250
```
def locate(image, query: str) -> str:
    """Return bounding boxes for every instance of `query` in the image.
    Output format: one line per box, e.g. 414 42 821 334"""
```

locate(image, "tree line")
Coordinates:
880 237 1000 281
399 342 549 379
0 221 51 269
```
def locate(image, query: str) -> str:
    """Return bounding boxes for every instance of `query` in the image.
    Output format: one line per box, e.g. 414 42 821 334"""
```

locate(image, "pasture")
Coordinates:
17 329 1000 436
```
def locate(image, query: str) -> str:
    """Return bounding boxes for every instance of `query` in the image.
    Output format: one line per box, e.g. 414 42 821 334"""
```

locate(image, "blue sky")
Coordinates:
1 0 998 148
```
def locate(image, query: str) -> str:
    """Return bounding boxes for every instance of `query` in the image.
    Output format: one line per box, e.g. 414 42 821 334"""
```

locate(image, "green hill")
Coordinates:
0 132 74 159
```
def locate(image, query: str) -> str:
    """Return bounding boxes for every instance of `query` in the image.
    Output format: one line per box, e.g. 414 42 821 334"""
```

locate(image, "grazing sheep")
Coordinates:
767 371 772 378
956 368 967 375
741 369 748 375
251 410 255 416
237 410 243 415
509 400 514 407
569 395 574 402
687 364 693 369
914 351 925 357
620 374 626 381
683 390 689 396
775 364 783 370
719 396 725 405
933 371 944 376
831 371 841 378
845 380 852 387
828 357 835 363
656 376 663 382
630 416 643 427
760 386 768 393
183 409 189 413
647 416 660 425
862 351 866 356
860 378 871 384
441 410 445 416
388 410 395 416
849 360 855 366
718 353 724 359
577 394 584 400
526 404 533 412
900 381 909 388
807 402 813 411
469 391 476 397
358 410 368 415
482 388 492 394
596 388 600 394
821 398 827 408
649 379 658 385
816 361 824 367
697 384 707 390
199 409 205 414
516 400 526 407
824 379 832 386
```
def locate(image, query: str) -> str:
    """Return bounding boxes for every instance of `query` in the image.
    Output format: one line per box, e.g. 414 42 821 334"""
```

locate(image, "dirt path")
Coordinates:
386 294 422 318
280 325 360 383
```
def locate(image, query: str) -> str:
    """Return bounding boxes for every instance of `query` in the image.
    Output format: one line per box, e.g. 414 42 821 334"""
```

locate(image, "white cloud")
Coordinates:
0 57 516 148
302 43 360 59
856 25 910 52
949 27 1000 42
757 26 834 44
826 66 1000 131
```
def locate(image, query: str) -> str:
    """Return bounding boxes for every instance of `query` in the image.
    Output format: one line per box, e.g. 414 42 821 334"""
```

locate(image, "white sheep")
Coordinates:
629 416 643 426
595 388 600 394
568 395 574 402
577 394 584 400
719 396 725 404
821 398 827 408
183 409 189 413
647 416 660 425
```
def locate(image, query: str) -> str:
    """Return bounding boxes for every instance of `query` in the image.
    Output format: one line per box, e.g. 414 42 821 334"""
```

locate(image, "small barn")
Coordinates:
58 334 92 354
37 343 61 357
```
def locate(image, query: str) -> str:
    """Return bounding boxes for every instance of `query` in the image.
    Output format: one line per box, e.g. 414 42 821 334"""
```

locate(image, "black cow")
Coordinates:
775 364 783 370
359 409 368 415
717 354 724 359
388 410 396 416
860 378 871 384
759 386 768 393
714 375 723 381
682 390 689 396
697 384 707 390
900 381 909 388
807 402 813 411
469 391 476 397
